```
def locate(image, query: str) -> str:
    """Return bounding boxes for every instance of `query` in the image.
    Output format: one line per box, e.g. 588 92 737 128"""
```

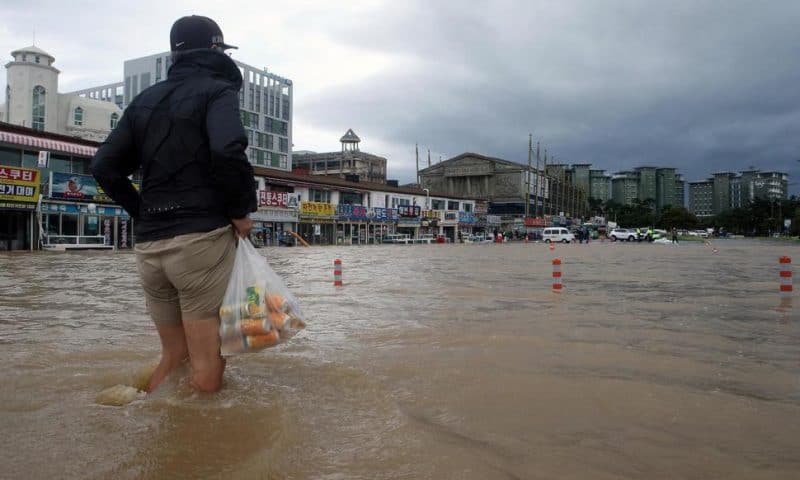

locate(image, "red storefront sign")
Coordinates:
524 217 547 227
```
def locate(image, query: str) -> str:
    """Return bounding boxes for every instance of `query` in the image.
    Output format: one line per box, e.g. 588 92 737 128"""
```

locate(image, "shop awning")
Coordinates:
0 131 98 157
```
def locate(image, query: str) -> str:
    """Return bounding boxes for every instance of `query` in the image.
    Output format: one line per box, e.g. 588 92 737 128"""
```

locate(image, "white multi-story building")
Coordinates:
122 52 293 171
0 46 123 142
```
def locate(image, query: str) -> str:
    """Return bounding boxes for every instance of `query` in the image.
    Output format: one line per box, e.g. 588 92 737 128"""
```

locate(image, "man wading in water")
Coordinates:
91 15 256 393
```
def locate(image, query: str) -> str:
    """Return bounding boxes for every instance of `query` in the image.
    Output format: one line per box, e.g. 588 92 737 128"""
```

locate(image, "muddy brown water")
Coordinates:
1 240 799 479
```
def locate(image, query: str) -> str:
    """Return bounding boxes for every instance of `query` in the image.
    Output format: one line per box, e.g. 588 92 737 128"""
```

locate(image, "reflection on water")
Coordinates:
1 240 800 479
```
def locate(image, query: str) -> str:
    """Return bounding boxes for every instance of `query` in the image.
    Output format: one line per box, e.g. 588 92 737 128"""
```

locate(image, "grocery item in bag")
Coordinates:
218 238 306 354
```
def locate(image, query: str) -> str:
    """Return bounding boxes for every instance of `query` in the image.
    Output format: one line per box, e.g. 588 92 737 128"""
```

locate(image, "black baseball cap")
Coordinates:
170 15 237 52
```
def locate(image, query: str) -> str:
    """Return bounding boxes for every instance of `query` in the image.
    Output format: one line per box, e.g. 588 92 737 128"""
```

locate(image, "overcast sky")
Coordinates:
2 0 798 191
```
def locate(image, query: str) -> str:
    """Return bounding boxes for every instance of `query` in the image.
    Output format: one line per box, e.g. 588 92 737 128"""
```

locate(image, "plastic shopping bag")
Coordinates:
219 238 306 355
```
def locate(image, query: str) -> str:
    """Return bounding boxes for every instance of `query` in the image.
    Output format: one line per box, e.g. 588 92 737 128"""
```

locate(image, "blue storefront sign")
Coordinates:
370 207 396 222
42 202 129 217
458 211 476 224
336 204 369 221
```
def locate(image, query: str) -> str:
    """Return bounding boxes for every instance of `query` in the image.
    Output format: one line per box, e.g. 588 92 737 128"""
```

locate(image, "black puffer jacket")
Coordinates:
91 49 256 242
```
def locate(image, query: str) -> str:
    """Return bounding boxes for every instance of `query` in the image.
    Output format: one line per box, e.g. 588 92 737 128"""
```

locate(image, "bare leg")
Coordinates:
147 322 189 393
183 317 226 393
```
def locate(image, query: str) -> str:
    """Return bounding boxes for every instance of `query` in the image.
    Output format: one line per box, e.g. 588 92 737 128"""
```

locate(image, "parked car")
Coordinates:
609 228 638 242
543 227 575 243
688 230 709 238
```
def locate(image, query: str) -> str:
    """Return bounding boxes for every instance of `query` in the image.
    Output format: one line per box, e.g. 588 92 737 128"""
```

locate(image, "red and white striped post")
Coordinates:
779 256 792 297
334 259 343 287
552 258 562 292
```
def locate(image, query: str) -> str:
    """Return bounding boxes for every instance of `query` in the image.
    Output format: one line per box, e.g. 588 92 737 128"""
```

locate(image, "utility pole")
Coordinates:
427 149 431 168
415 143 420 186
525 134 532 219
534 141 541 217
543 149 549 215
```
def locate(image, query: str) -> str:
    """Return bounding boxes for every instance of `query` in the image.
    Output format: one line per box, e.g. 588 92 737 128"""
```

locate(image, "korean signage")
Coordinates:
42 202 128 216
0 165 40 209
300 201 336 218
251 208 298 223
486 215 501 225
337 204 369 221
369 207 396 222
49 172 137 203
524 217 547 227
258 190 299 208
458 211 476 224
397 205 421 217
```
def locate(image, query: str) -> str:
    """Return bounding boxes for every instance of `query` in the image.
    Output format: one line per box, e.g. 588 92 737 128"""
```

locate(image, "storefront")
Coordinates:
367 207 396 244
420 210 439 237
42 172 134 248
440 211 459 242
458 211 476 240
298 201 336 245
336 204 369 245
0 164 40 251
252 191 299 247
395 205 421 239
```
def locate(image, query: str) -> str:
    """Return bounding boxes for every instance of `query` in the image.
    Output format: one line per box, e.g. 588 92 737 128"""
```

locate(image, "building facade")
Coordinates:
635 167 657 203
1 46 123 143
689 181 714 217
675 174 686 208
291 130 388 184
589 169 611 202
655 167 677 210
611 171 639 206
687 169 789 216
122 51 293 171
68 82 125 110
419 152 553 225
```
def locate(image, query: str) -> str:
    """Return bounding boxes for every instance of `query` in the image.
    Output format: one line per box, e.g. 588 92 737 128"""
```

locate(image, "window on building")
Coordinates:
22 54 27 62
282 98 290 121
431 199 445 210
49 154 71 173
0 146 21 166
463 203 472 213
279 138 288 153
447 201 459 210
110 113 119 129
35 56 40 64
74 107 84 126
155 57 162 82
266 134 273 150
32 86 46 131
340 192 362 205
255 86 261 112
309 189 331 203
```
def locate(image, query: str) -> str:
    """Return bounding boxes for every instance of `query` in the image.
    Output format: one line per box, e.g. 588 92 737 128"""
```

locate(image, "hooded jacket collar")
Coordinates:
167 49 243 89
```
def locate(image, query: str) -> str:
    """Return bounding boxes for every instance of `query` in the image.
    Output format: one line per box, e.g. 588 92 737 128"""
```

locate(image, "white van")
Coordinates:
542 227 575 243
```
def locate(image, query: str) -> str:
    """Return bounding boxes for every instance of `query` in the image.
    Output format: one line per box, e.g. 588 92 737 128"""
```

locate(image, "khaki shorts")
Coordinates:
135 225 236 324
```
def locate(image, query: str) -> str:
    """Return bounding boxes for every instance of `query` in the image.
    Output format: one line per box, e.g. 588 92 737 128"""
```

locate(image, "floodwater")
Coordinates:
1 239 799 479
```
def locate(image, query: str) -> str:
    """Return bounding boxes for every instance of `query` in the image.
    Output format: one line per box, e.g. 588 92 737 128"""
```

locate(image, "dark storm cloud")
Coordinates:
297 0 800 189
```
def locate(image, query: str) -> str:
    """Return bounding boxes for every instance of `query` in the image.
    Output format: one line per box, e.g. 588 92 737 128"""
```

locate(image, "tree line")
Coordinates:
586 197 800 236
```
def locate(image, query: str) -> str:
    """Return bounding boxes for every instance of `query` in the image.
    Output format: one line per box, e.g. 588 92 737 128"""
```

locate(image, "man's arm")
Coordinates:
206 85 257 220
90 112 141 218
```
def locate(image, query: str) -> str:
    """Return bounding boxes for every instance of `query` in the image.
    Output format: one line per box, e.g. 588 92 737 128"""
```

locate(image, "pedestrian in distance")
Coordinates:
91 15 257 393
672 227 678 244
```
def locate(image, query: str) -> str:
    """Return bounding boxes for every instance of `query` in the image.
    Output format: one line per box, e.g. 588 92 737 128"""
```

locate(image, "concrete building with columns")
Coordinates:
0 46 123 143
